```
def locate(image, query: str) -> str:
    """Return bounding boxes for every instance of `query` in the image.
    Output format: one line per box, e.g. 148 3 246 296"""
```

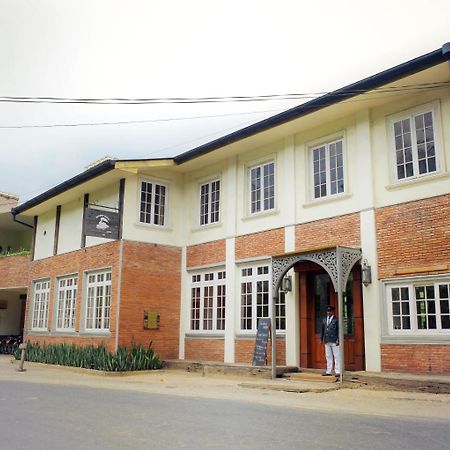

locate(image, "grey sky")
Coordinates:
0 0 449 202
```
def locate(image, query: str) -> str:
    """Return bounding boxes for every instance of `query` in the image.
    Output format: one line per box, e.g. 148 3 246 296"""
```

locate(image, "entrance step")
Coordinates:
284 372 338 383
164 360 299 379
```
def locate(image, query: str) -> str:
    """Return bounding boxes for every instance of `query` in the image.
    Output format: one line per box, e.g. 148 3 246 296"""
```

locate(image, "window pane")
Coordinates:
441 316 450 329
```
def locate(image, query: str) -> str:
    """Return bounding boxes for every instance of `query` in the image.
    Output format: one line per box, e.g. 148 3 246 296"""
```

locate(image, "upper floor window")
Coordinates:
311 139 344 199
31 279 50 331
249 161 275 214
56 275 78 331
85 270 112 331
139 180 167 226
387 279 450 334
392 109 437 181
190 270 226 332
200 179 220 226
240 264 285 332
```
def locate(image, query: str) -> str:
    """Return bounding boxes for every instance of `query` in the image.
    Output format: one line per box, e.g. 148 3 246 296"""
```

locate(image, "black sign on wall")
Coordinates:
84 207 119 239
252 318 271 366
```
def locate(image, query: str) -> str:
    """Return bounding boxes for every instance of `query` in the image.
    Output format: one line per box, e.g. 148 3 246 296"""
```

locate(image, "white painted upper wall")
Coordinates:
31 85 450 254
34 208 56 260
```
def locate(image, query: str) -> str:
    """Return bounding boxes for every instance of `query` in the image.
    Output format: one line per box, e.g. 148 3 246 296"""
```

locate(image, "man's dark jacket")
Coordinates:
320 316 339 344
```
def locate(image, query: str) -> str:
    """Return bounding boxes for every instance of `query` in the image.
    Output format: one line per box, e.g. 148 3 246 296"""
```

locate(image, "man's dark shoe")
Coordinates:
322 372 332 376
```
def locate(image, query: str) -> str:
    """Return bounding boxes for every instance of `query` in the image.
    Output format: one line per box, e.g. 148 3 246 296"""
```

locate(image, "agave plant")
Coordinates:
16 342 163 372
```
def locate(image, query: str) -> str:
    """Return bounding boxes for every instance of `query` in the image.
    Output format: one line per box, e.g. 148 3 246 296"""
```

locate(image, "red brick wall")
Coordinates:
376 195 450 279
187 239 226 268
25 241 120 351
235 338 286 365
0 254 30 289
119 240 181 360
295 213 360 251
185 338 224 362
235 228 285 260
381 344 450 375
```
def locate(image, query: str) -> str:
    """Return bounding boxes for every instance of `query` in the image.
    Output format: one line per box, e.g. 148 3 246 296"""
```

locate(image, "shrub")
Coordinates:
14 342 163 371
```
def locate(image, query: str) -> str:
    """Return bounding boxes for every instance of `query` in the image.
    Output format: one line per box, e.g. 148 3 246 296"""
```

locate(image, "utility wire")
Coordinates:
0 108 282 129
0 81 448 105
1 81 449 130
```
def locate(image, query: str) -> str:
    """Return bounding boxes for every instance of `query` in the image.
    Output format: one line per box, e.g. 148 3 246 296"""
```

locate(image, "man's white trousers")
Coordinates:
325 343 340 375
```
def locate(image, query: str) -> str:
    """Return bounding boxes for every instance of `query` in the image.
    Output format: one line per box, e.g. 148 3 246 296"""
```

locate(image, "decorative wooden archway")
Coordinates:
270 246 362 381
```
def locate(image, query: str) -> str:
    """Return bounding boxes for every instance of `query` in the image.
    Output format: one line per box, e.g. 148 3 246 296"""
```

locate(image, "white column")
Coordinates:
178 246 188 359
282 136 299 366
284 224 299 366
224 237 236 363
360 210 381 371
356 109 381 372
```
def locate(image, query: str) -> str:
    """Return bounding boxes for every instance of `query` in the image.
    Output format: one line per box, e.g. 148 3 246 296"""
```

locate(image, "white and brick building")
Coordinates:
4 43 450 374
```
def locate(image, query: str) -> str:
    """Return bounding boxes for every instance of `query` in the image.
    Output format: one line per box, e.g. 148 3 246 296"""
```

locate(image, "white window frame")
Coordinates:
199 178 221 226
310 137 345 200
389 102 441 183
248 160 275 215
138 177 168 227
84 269 112 332
385 277 450 336
31 279 51 331
189 269 226 333
55 275 78 332
238 263 285 334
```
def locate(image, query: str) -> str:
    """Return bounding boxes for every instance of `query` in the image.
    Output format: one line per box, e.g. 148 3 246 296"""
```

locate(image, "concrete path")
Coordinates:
1 355 450 421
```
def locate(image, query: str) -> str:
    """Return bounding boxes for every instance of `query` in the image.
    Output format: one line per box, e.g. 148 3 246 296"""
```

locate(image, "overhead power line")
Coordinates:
0 81 448 105
0 108 282 129
1 81 449 130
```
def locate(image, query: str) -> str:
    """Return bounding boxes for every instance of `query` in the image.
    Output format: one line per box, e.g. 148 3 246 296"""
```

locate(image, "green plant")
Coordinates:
14 342 163 371
0 248 31 258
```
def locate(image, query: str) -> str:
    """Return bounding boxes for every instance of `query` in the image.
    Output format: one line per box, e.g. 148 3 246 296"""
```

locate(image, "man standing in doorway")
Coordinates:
320 305 340 379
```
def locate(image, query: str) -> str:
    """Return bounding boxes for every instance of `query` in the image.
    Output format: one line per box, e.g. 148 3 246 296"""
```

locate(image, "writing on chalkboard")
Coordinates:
252 318 271 366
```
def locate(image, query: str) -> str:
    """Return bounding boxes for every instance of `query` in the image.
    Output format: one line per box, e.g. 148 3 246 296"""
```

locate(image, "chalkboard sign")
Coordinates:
252 318 271 366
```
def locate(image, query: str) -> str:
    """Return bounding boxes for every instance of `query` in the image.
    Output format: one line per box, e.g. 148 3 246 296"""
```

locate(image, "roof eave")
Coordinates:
11 159 117 216
174 44 450 165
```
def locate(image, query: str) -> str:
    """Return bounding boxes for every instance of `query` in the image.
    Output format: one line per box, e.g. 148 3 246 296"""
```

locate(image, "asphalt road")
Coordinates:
1 380 449 450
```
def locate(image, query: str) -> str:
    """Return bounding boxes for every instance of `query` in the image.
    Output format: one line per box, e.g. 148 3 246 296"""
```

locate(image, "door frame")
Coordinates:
270 246 362 379
297 264 365 371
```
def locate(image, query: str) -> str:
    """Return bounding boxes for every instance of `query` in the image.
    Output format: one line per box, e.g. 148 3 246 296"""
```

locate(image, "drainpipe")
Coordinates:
114 239 124 352
12 213 34 229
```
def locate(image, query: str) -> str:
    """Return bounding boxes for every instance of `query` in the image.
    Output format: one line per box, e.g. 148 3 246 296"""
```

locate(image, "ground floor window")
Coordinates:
240 264 285 332
190 269 226 332
56 275 78 331
31 279 50 331
85 270 112 331
387 278 450 334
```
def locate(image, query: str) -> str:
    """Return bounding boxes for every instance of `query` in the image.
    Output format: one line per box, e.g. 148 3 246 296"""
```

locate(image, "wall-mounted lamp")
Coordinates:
280 275 292 293
361 259 372 287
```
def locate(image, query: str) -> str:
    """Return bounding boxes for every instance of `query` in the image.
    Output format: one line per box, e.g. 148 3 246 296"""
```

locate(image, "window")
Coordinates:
190 270 226 332
240 264 285 332
32 279 50 331
387 280 450 334
85 270 112 331
392 109 437 181
200 179 220 226
311 139 344 199
56 276 78 331
139 179 167 226
249 161 275 214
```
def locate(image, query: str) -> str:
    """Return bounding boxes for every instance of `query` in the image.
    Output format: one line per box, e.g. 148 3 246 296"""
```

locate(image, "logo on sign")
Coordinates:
95 215 112 233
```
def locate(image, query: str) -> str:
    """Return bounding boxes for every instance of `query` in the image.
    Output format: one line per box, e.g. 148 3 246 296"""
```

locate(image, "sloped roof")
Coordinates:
12 42 450 216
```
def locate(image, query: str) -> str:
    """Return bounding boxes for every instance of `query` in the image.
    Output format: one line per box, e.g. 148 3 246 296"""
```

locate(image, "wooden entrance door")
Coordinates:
298 264 365 371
